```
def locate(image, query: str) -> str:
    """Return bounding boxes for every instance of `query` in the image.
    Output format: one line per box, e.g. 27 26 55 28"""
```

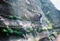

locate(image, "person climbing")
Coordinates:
39 14 43 24
20 23 28 39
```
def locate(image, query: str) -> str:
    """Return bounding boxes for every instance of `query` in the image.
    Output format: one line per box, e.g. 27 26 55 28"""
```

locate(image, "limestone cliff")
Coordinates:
0 0 60 41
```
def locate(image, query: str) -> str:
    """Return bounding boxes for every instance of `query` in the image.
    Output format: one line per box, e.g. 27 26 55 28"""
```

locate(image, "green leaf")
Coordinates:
19 32 22 35
13 15 18 20
8 16 13 19
2 29 7 32
8 29 13 33
42 27 47 30
52 32 57 36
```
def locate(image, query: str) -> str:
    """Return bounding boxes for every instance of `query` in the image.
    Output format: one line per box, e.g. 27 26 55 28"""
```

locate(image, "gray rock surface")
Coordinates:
0 0 60 41
40 0 60 27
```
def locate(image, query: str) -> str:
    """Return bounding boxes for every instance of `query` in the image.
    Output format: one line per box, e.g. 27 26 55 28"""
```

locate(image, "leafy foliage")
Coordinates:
22 14 30 20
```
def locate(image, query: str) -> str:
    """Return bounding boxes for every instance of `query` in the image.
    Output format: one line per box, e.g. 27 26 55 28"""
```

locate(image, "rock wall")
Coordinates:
40 0 60 27
0 0 42 28
0 0 60 41
0 0 60 28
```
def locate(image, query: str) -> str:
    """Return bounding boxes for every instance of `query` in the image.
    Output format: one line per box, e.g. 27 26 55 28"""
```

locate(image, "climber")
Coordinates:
20 23 28 39
39 14 43 24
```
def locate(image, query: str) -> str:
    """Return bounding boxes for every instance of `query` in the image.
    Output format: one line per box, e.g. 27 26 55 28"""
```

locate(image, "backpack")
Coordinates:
40 14 42 18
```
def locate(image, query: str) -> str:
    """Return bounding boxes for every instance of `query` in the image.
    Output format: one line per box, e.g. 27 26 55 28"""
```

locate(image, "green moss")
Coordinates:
46 18 53 30
26 28 34 33
8 15 18 20
8 29 13 33
22 14 30 20
13 30 19 34
48 37 52 40
2 29 7 32
13 15 18 20
42 27 48 30
8 15 13 19
52 31 58 37
46 14 52 23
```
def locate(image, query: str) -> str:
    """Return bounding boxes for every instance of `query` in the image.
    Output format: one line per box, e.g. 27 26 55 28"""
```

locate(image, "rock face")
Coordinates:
0 0 42 27
0 0 60 41
0 0 60 35
0 0 60 30
0 0 60 29
40 0 60 27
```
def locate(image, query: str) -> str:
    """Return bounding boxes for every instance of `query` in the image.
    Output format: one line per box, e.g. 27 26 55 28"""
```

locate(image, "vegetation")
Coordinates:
22 14 30 21
8 15 18 20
